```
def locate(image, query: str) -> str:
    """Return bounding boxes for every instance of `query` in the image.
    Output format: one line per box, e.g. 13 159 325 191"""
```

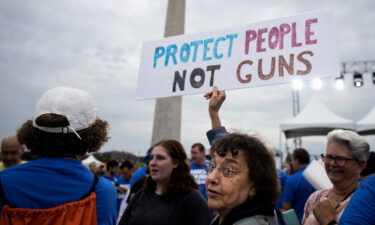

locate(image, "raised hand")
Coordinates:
204 86 226 129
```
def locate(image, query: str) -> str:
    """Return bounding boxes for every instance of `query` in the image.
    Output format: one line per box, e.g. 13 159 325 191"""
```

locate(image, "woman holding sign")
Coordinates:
204 87 280 225
302 129 369 225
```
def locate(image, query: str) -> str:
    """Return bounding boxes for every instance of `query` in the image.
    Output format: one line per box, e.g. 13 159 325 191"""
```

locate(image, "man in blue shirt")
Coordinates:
103 160 121 184
281 148 315 222
103 160 128 213
190 143 208 200
118 160 134 185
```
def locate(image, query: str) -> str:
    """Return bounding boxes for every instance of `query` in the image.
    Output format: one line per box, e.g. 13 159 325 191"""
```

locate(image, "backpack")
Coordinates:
0 175 98 225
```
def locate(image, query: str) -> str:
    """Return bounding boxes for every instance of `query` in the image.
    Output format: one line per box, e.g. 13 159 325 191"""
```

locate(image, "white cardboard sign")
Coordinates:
136 9 339 100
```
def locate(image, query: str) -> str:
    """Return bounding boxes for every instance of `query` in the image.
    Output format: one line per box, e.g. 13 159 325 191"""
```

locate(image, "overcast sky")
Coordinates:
0 0 374 157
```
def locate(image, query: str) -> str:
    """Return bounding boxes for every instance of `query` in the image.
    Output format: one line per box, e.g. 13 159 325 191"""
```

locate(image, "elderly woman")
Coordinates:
205 87 280 225
302 129 369 225
119 139 210 225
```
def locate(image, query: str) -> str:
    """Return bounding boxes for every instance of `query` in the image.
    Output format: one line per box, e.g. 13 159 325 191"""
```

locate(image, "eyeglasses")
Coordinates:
207 163 246 178
320 154 356 166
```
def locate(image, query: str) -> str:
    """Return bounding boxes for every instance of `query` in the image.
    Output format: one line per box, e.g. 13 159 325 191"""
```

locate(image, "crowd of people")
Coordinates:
0 86 374 225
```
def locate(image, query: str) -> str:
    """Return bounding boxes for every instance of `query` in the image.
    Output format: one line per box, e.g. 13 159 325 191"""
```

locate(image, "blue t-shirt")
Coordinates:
280 167 315 222
129 165 147 186
190 161 208 200
339 175 375 225
276 170 288 209
102 174 126 213
118 176 130 185
103 174 122 185
0 157 117 225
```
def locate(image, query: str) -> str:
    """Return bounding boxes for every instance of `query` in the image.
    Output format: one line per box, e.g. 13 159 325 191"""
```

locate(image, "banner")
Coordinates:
136 9 339 100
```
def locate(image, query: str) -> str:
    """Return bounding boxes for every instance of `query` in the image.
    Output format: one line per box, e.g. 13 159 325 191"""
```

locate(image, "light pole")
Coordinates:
292 82 302 149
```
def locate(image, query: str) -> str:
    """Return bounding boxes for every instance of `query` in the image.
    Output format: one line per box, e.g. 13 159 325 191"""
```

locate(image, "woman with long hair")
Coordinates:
119 139 210 225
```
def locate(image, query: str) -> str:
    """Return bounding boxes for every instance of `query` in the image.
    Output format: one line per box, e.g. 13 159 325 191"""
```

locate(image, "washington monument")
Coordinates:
151 0 185 145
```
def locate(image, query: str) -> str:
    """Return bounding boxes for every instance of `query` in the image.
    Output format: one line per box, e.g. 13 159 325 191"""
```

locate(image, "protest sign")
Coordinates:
136 9 339 100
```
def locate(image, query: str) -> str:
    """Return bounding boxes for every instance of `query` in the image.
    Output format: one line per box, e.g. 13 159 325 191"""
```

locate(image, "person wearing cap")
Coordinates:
0 87 117 225
0 136 26 171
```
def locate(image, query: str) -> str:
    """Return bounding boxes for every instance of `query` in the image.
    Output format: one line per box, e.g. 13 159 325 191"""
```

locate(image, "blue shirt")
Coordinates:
281 167 315 222
206 126 227 145
102 174 126 213
0 158 117 225
103 174 122 185
190 161 208 200
339 175 375 225
118 177 130 185
129 165 147 186
276 170 288 209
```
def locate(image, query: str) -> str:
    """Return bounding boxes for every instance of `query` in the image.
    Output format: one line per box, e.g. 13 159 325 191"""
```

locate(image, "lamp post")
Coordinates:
292 81 302 149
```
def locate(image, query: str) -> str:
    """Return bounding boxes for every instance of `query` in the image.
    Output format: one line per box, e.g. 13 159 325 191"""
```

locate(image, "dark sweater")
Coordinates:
120 188 210 225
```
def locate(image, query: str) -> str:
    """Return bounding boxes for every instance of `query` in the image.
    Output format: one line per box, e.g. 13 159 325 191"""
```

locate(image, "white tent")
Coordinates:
356 106 375 135
81 155 103 168
280 96 355 138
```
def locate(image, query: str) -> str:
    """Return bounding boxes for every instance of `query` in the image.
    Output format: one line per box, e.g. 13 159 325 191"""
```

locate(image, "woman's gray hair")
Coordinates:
327 129 370 162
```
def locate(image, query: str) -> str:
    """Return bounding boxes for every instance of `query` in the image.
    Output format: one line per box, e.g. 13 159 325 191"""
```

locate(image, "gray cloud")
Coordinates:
0 0 374 157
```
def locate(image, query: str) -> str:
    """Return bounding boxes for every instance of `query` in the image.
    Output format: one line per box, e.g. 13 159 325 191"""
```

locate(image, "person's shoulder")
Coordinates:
132 166 147 176
188 187 201 196
190 161 198 169
97 176 117 192
308 189 328 201
285 172 299 183
363 174 375 185
118 176 128 185
278 170 288 180
183 188 206 201
0 160 32 174
313 189 329 196
290 169 306 180
356 175 375 195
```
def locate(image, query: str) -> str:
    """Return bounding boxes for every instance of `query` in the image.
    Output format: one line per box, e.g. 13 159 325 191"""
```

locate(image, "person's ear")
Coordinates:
172 160 178 169
249 187 256 198
358 160 366 172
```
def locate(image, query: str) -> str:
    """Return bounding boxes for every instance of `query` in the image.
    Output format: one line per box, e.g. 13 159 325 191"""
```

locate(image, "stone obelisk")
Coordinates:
151 0 185 145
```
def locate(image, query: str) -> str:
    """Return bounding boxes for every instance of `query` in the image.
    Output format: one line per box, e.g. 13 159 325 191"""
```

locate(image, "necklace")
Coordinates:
332 187 357 209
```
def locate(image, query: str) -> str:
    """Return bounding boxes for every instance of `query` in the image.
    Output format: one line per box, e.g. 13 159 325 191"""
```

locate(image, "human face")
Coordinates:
109 166 119 175
206 151 253 219
149 145 177 185
1 137 23 168
121 167 132 181
191 146 205 164
324 141 364 186
290 156 299 172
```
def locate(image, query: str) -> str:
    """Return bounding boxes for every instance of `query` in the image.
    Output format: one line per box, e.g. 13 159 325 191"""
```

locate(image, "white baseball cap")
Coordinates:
32 87 97 139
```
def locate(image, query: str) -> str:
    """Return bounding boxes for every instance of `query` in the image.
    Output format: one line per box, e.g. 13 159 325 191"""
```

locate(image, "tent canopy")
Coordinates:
81 155 103 167
356 106 375 135
280 96 355 138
